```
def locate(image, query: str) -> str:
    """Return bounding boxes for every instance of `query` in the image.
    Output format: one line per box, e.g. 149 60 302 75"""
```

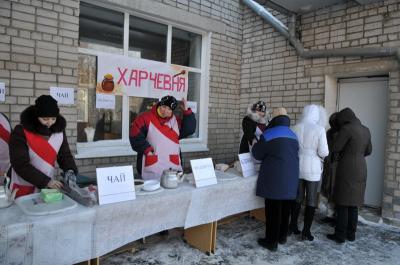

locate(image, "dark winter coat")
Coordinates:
332 108 372 206
321 112 339 201
239 106 267 154
9 106 78 189
252 115 299 200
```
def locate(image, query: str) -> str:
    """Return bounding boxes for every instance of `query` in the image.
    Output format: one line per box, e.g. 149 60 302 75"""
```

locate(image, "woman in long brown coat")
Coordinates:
327 108 372 243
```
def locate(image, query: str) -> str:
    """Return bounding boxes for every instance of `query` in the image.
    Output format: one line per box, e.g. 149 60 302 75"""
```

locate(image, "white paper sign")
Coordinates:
187 101 197 113
238 153 257 177
96 166 135 205
50 87 74 105
96 93 115 109
190 158 217 188
97 53 188 100
0 82 5 102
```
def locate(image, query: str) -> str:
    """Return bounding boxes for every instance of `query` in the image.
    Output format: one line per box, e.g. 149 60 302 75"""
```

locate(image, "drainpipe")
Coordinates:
242 0 400 61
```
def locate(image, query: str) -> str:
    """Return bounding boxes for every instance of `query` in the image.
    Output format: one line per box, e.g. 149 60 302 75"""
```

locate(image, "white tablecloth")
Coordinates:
0 170 263 265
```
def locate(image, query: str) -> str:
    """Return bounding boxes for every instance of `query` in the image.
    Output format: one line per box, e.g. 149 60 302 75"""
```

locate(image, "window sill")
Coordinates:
74 145 135 159
180 142 209 152
75 140 208 159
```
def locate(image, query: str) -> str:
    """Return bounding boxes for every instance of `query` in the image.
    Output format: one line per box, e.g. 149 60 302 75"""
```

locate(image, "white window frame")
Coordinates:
75 10 210 159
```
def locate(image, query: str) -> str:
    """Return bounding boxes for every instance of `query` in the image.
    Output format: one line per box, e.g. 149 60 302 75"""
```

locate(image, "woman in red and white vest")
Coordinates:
130 95 196 180
9 95 78 198
0 112 11 177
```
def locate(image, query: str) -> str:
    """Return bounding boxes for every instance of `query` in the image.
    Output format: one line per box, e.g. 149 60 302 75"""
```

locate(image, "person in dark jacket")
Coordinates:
130 95 196 180
252 107 299 252
9 95 78 198
239 101 267 154
320 112 340 224
327 108 372 243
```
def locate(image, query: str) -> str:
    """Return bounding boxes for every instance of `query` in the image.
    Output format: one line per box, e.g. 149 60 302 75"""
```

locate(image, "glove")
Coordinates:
64 169 77 185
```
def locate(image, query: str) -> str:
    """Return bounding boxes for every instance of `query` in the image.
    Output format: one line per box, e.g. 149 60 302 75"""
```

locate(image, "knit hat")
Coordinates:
35 95 60 117
272 107 287 118
251 100 267 113
158 95 178 110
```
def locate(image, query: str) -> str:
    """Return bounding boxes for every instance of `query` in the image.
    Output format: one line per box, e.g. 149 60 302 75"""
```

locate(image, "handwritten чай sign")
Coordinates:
50 87 74 105
96 166 135 205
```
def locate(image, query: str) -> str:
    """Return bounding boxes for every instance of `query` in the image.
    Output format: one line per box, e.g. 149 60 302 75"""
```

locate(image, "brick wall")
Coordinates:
1 0 243 176
0 0 79 145
241 0 400 224
4 0 399 224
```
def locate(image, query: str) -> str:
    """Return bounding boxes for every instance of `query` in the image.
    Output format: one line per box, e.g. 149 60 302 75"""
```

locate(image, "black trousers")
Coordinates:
264 199 292 244
335 204 358 240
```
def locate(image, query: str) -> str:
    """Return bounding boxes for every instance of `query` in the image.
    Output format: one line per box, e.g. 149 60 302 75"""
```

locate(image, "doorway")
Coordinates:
337 77 388 207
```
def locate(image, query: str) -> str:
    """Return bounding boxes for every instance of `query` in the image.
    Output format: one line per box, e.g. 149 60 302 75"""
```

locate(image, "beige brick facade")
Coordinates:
241 0 400 225
1 0 400 225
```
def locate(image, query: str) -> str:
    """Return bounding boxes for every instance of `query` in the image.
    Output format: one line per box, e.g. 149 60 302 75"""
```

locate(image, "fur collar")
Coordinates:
246 104 266 124
20 106 66 135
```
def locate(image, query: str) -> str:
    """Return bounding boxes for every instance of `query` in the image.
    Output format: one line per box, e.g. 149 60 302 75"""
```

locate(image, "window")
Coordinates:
172 28 202 68
76 2 210 158
79 2 124 54
129 16 167 61
77 54 123 143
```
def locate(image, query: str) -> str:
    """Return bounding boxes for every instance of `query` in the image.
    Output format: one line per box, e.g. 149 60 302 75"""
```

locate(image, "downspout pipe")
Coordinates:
242 0 290 39
243 0 400 61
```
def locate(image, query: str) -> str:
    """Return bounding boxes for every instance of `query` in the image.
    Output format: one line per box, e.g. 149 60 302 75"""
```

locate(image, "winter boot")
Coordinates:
258 238 278 252
288 202 301 235
302 206 315 241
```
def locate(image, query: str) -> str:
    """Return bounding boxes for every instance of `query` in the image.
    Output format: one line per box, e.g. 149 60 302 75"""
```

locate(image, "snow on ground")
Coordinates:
102 216 400 265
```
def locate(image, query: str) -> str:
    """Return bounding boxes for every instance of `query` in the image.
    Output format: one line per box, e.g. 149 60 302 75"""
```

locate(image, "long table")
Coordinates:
0 170 264 265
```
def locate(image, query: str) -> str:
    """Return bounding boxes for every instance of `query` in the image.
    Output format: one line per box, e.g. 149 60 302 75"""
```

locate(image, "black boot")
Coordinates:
258 238 278 252
302 206 315 241
327 234 345 244
289 202 301 235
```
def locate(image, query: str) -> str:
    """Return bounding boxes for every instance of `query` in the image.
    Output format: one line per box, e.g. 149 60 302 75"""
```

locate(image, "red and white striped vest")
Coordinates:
0 113 11 173
142 114 182 180
11 129 63 198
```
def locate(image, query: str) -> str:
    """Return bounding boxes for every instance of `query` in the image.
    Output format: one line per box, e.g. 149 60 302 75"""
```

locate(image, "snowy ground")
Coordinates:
102 215 400 265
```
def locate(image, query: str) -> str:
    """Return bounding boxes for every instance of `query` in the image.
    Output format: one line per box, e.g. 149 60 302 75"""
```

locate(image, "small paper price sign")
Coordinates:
190 158 217 188
238 153 257 177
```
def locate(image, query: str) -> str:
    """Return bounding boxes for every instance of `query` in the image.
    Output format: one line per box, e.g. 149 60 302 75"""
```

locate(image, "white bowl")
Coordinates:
134 179 144 192
142 180 160 192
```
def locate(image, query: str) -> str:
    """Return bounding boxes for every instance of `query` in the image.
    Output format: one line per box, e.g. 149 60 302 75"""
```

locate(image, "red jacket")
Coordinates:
130 105 196 175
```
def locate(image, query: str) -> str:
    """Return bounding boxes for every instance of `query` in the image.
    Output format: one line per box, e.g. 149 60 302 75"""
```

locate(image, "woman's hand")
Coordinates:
180 98 188 111
47 180 63 189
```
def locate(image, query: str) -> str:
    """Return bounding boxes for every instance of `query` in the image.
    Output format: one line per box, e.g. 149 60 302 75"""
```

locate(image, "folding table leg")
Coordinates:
90 258 100 265
211 221 217 254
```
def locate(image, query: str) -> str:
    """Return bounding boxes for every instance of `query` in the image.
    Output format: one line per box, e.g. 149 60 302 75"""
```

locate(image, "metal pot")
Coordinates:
160 169 184 189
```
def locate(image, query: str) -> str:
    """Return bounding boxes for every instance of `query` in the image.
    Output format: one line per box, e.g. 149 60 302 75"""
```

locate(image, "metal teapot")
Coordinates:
160 168 184 189
0 176 18 208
